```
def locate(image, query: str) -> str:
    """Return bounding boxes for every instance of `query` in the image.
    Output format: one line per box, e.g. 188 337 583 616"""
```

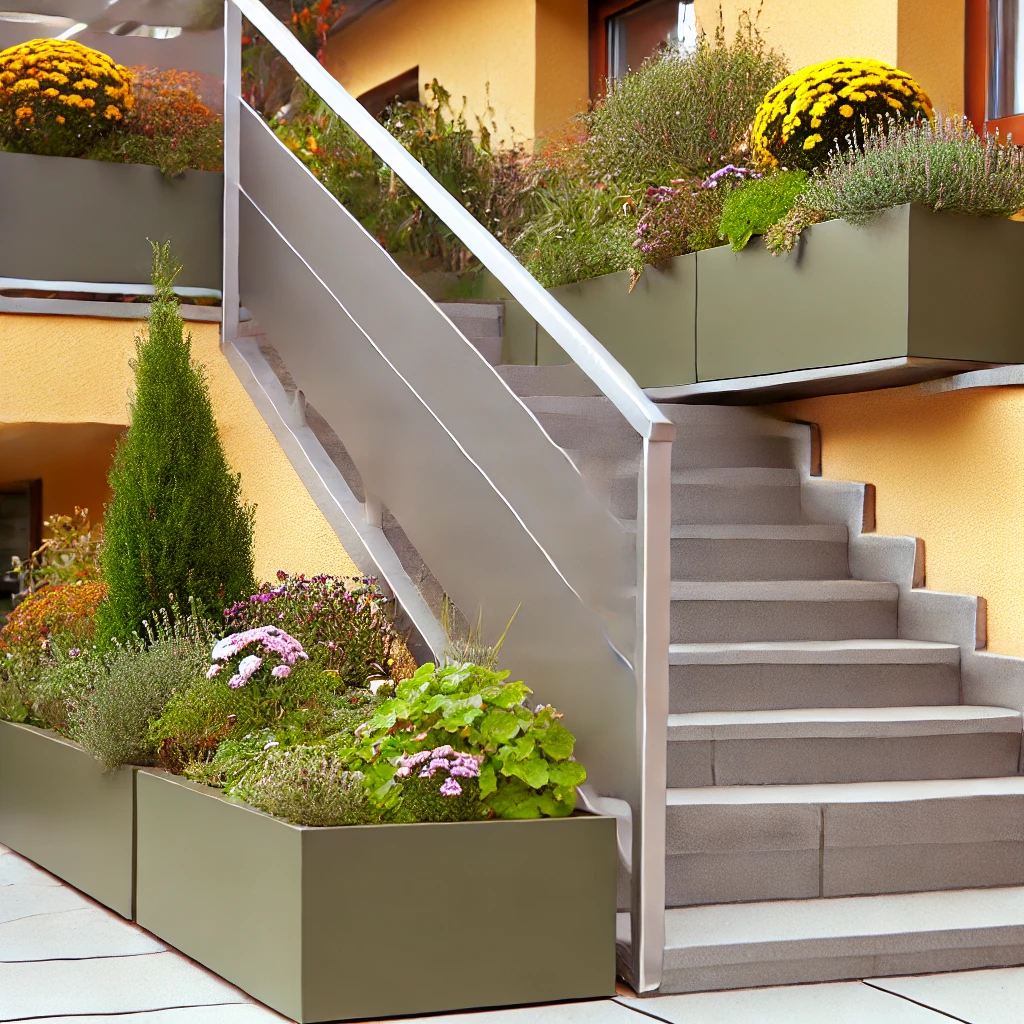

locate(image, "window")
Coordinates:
966 0 1024 137
590 0 696 97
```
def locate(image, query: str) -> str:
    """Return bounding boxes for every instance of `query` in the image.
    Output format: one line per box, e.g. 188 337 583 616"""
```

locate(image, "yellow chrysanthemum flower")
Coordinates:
751 57 933 170
0 37 132 156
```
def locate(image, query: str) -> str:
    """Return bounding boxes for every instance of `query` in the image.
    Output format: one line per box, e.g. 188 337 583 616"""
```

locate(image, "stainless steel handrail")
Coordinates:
223 0 671 992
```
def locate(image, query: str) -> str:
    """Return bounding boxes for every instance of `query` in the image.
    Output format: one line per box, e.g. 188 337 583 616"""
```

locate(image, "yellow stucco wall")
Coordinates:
696 0 963 118
326 0 538 145
0 313 358 584
774 385 1024 657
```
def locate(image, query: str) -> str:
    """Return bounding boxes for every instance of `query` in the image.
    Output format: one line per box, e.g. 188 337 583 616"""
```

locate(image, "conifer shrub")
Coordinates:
99 243 255 644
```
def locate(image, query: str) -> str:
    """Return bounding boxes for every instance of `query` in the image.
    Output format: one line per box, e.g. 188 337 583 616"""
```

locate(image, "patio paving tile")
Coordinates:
0 906 166 961
617 980 953 1022
0 855 61 886
0 951 254 1020
36 1007 292 1023
870 965 1024 1023
0 883 92 924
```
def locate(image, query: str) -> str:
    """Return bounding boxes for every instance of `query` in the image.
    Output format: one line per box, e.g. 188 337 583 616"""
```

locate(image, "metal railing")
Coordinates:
223 0 673 992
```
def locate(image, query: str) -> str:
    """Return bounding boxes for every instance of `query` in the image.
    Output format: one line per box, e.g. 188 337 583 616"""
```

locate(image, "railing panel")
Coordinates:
239 106 633 634
238 194 639 801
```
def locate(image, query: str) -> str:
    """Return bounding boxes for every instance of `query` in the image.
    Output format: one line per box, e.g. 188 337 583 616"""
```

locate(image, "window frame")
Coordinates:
966 0 1024 138
589 0 687 99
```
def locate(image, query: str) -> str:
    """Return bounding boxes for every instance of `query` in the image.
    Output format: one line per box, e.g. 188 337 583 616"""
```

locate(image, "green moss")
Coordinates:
718 171 808 251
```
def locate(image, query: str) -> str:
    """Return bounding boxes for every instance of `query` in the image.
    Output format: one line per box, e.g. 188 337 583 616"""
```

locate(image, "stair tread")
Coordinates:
672 580 897 601
612 467 799 486
622 522 847 540
669 639 959 665
667 775 1024 805
668 705 1022 740
659 885 1024 949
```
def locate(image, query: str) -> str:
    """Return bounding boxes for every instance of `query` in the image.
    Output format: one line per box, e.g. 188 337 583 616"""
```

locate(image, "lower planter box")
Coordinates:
135 769 617 1023
0 720 134 918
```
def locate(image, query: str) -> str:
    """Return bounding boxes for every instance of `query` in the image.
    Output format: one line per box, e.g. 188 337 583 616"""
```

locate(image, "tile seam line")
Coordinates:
0 1000 260 1022
860 979 974 1023
0 951 166 964
611 994 692 1023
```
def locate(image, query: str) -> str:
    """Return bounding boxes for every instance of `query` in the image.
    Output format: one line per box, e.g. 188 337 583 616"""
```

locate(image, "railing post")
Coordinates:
632 436 672 993
222 0 242 347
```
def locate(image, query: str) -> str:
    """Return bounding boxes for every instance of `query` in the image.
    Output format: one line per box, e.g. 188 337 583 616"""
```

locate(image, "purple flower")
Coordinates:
238 654 262 681
439 777 462 797
271 665 291 679
206 664 222 680
68 648 81 658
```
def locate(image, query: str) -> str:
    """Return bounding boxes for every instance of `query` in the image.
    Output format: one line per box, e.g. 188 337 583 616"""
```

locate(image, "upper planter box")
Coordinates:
695 203 1024 389
135 769 617 1023
0 151 223 291
502 206 1024 399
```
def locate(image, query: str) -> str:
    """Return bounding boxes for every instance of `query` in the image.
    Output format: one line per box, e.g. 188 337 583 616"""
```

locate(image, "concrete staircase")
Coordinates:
498 363 1024 993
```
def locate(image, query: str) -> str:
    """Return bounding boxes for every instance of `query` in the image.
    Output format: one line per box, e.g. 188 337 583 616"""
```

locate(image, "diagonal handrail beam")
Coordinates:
229 0 673 443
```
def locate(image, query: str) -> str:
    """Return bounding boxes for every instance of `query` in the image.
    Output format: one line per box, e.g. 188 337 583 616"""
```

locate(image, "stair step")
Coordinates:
667 706 1022 787
525 400 797 468
671 580 898 643
612 468 803 524
671 640 962 712
623 523 850 580
655 886 1024 992
497 363 601 398
665 775 1024 907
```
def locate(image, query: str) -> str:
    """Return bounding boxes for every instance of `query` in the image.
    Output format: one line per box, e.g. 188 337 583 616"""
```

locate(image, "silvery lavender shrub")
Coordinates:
803 116 1024 224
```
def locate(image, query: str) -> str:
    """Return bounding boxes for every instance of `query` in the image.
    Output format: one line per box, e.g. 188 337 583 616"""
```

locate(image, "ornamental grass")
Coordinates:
0 38 133 157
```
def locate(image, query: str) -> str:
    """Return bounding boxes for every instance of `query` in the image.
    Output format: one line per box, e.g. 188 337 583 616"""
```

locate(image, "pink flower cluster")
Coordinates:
395 745 482 797
207 626 308 689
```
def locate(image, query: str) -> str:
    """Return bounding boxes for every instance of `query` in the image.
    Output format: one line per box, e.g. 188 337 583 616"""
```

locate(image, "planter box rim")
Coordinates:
138 767 602 832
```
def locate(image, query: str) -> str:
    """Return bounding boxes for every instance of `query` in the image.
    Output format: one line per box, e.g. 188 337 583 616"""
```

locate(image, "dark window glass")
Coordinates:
989 0 1024 118
607 0 696 82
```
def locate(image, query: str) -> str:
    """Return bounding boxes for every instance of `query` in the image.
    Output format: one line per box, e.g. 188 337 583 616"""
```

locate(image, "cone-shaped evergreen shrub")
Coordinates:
99 243 255 642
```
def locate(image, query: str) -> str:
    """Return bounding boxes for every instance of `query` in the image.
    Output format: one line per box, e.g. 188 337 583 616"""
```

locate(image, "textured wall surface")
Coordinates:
695 0 962 118
0 314 358 584
775 385 1024 656
325 0 589 145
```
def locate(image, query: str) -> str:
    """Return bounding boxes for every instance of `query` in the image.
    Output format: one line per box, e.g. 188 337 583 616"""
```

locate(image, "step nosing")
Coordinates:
666 775 1024 805
671 581 898 601
668 639 959 666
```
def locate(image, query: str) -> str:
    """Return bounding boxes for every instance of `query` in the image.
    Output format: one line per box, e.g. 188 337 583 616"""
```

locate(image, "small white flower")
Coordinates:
211 635 238 661
238 654 262 679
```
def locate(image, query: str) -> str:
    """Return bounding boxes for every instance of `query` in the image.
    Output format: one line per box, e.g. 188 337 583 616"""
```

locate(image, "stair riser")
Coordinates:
667 732 1022 787
659 942 1024 995
670 662 962 712
536 414 795 468
611 481 802 525
671 599 898 643
671 537 849 581
666 793 1024 906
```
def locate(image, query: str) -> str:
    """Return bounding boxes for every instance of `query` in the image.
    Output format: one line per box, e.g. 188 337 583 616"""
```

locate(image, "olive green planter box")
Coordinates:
135 769 617 1023
0 720 134 918
501 253 697 388
0 151 223 290
697 204 1024 383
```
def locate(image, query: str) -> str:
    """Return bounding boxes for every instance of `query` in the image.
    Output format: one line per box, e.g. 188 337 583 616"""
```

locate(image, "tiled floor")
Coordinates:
2 839 1021 1023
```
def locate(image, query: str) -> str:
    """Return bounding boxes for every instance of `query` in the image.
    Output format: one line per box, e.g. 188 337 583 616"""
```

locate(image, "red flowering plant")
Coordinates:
91 67 223 177
223 572 396 689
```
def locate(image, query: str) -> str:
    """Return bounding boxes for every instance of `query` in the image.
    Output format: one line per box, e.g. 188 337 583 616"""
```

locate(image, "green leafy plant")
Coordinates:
98 243 256 644
353 662 587 819
9 507 101 597
719 169 808 250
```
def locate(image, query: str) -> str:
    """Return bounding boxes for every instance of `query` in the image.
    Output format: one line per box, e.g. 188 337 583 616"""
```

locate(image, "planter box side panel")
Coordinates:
134 770 304 1020
538 255 697 389
696 210 912 382
0 153 223 289
0 721 133 918
909 207 1024 364
301 815 618 1022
